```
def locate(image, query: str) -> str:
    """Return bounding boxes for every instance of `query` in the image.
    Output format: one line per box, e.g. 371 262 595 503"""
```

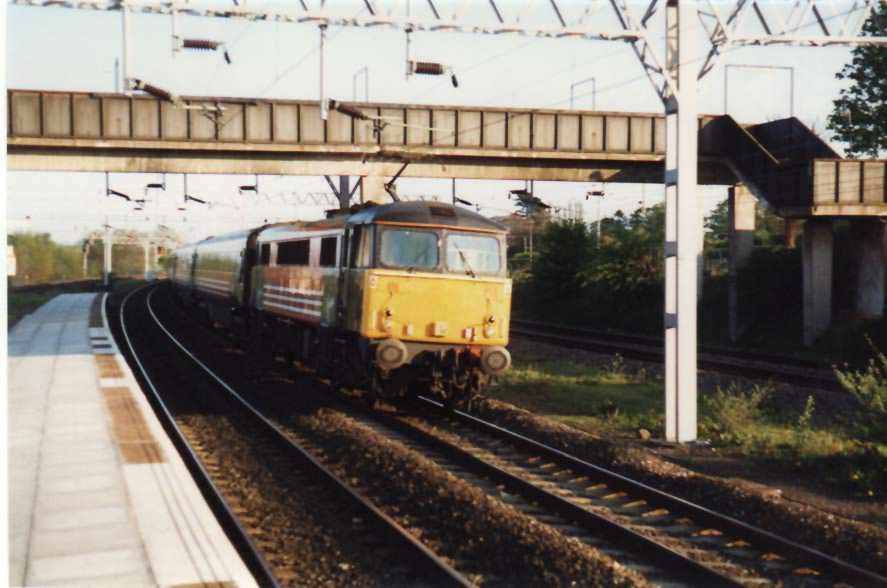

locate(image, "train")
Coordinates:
169 200 512 405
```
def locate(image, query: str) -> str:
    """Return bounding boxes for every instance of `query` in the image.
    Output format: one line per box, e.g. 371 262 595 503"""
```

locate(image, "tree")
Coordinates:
826 4 887 157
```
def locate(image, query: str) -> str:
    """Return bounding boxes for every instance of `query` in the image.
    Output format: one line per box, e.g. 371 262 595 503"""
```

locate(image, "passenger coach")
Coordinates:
170 201 512 405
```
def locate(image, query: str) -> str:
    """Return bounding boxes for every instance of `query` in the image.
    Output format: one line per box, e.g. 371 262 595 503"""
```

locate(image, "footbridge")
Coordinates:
7 88 887 342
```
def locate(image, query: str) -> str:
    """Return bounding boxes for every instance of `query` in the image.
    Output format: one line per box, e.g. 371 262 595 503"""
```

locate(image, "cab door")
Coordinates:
336 224 374 332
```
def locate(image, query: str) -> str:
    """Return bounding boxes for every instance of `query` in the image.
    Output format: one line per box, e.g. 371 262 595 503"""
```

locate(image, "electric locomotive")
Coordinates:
169 201 512 405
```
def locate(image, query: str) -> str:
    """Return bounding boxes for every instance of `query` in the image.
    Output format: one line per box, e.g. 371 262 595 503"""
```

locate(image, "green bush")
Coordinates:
700 383 771 445
835 342 887 441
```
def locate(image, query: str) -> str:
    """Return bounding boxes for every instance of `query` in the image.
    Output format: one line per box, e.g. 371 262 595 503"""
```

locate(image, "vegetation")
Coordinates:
836 341 887 443
8 231 150 287
488 352 887 501
517 205 665 332
517 202 797 337
7 233 84 286
826 2 887 157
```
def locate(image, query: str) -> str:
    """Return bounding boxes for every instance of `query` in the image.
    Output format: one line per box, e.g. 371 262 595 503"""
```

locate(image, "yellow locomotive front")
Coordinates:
340 203 511 405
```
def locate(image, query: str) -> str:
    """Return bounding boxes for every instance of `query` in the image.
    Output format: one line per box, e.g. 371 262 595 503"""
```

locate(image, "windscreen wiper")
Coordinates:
453 244 476 278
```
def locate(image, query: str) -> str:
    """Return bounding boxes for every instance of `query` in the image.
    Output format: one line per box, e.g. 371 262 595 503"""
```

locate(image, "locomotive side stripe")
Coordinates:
262 300 322 317
261 292 323 307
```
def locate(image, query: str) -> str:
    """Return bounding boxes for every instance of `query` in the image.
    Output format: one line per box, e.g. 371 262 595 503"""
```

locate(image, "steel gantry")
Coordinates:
10 0 887 442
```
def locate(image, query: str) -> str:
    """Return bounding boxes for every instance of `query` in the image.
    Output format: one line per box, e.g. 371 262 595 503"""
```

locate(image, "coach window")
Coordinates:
319 236 337 267
349 226 374 268
260 243 271 265
277 240 310 266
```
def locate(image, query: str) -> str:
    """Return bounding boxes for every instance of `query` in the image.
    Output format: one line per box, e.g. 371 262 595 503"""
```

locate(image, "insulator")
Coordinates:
146 183 164 190
183 38 221 51
412 61 445 75
451 73 459 88
133 80 173 102
223 50 232 64
107 189 132 201
329 100 369 120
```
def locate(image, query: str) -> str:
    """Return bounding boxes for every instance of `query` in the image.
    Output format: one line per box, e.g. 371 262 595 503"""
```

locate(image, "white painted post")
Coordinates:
675 0 698 442
663 0 679 442
103 225 113 288
664 0 698 443
121 1 132 94
143 239 151 280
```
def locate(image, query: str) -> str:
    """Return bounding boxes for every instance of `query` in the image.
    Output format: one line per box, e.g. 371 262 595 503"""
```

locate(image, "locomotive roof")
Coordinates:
177 202 505 251
347 201 506 232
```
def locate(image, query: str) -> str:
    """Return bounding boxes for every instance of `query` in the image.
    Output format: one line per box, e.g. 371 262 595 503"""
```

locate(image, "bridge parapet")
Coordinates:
7 89 736 184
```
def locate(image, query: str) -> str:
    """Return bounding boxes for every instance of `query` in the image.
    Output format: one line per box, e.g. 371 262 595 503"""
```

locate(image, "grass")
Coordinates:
490 356 663 437
487 353 887 501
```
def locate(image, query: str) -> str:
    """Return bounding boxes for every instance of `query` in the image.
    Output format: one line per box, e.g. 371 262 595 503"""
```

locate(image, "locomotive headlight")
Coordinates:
483 316 497 338
481 346 511 375
375 338 408 371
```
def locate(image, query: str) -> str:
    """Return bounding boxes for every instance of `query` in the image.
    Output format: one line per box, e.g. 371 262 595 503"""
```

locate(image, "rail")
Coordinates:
124 284 473 588
115 284 280 588
419 396 887 587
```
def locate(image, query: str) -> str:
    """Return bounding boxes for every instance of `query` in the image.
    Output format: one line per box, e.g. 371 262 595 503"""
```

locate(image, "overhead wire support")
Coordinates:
14 0 648 42
20 0 887 445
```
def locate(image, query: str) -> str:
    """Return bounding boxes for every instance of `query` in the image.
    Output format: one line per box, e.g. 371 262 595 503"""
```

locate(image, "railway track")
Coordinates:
115 284 472 588
510 318 838 390
122 284 886 587
368 398 887 588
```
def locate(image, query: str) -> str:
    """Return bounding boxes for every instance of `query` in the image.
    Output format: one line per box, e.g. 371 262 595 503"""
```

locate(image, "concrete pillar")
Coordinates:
853 219 885 318
727 185 757 342
784 219 803 249
802 219 834 346
360 174 387 204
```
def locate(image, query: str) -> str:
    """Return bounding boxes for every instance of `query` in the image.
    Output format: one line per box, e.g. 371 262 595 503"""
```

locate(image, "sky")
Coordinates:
5 0 865 244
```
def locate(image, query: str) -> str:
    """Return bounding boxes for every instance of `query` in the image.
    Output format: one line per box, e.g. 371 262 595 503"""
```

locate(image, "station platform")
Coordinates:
8 292 257 587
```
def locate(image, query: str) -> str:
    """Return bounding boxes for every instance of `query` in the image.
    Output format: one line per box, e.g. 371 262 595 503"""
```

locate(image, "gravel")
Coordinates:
291 408 650 588
468 395 887 578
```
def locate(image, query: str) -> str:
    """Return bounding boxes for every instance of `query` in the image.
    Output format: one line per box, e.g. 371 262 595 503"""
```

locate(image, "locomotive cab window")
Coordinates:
319 237 337 267
446 232 502 276
380 228 439 270
277 240 310 266
350 226 374 268
260 243 271 265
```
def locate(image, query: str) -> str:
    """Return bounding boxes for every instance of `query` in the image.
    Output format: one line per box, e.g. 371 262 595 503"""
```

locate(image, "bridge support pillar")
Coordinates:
728 185 757 342
784 219 803 249
853 219 885 318
802 219 834 346
360 173 388 204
